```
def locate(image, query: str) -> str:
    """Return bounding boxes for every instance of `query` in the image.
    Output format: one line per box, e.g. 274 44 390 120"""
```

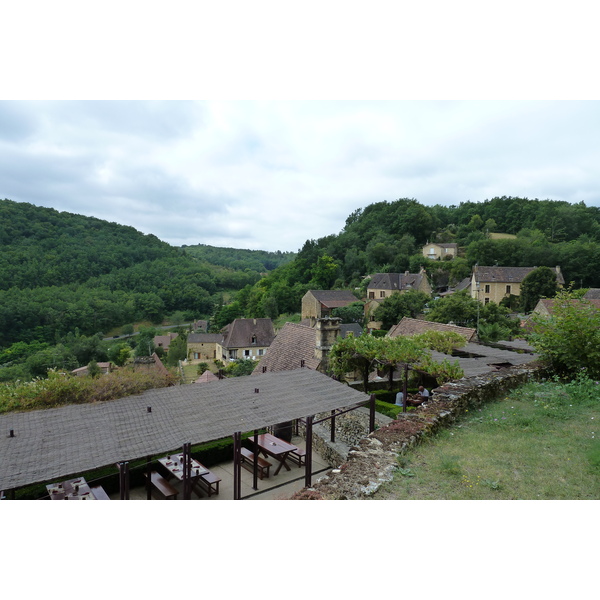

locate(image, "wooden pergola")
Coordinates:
0 369 373 500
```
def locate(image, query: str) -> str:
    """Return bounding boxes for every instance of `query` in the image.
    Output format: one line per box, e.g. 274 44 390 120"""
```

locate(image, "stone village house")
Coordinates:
422 242 458 260
470 265 564 305
301 290 360 324
364 269 433 329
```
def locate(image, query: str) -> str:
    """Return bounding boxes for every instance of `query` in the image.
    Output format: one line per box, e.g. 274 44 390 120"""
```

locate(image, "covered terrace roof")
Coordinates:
0 369 370 491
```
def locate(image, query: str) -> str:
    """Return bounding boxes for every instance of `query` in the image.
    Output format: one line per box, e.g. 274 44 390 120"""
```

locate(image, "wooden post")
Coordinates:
403 363 408 413
305 415 314 489
233 432 241 500
330 409 336 443
146 456 152 500
252 430 259 491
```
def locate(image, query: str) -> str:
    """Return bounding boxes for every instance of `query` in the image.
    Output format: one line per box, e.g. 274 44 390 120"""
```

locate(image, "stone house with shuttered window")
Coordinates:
216 318 276 363
470 266 564 305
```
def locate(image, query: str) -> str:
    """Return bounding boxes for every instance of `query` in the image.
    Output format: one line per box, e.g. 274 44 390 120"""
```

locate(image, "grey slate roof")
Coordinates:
388 317 476 342
473 266 565 285
0 369 370 491
340 323 363 338
367 272 425 291
428 342 537 377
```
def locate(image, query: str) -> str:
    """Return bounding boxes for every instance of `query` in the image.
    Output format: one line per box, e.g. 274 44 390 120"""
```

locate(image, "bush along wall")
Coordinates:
291 363 545 500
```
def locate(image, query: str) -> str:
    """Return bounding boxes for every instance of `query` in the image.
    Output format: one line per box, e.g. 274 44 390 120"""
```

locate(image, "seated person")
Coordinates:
406 386 430 407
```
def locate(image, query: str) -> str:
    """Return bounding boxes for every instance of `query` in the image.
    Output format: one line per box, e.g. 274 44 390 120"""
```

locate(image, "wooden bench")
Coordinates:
144 471 179 499
90 485 111 500
196 470 221 497
240 447 272 479
287 447 306 467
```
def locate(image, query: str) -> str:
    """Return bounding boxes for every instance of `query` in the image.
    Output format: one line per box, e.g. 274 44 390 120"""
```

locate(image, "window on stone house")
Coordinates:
506 285 511 294
485 284 490 293
244 349 250 357
380 291 385 298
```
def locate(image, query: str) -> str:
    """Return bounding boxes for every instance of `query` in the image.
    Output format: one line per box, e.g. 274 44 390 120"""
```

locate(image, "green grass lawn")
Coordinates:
373 377 600 500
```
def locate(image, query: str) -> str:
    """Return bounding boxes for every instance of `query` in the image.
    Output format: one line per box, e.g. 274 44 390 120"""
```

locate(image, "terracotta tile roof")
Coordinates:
194 370 220 383
474 266 565 285
0 369 370 490
153 333 178 349
534 297 600 315
388 317 477 342
222 318 276 349
252 322 321 373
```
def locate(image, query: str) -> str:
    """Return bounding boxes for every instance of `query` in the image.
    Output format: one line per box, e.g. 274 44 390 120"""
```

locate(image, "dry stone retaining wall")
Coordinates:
291 364 544 500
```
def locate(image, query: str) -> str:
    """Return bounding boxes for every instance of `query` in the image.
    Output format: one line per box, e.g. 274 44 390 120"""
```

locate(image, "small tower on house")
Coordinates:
314 317 342 373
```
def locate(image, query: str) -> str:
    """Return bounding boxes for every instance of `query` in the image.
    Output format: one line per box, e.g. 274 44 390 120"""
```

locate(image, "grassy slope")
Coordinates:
373 379 600 500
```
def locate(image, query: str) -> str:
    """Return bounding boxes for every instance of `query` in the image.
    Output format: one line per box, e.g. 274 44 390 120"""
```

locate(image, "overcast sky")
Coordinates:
2 100 599 253
2 3 599 254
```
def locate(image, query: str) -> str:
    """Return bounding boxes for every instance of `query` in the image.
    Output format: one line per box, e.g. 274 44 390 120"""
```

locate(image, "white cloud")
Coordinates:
1 99 600 252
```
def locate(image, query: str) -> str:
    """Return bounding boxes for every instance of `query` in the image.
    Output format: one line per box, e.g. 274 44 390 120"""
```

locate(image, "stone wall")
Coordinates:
291 363 544 500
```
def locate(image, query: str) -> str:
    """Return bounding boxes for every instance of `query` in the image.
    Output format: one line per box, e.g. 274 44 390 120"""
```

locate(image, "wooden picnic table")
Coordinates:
158 454 210 498
46 477 107 500
248 433 299 475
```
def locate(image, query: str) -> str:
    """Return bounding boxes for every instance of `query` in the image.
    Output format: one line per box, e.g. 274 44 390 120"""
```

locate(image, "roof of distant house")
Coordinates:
222 318 276 349
473 265 565 285
426 242 458 249
306 290 359 308
533 297 600 315
455 277 472 292
584 288 600 299
388 317 477 342
252 322 321 374
188 333 223 344
340 323 363 338
367 272 427 291
153 333 178 349
194 370 220 383
71 362 111 375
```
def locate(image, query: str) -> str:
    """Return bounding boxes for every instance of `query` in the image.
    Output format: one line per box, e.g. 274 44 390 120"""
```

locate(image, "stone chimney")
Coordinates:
314 317 342 373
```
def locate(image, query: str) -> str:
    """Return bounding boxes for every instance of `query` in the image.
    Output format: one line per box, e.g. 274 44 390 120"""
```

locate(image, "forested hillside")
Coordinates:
4 195 600 383
222 197 600 324
0 199 287 381
182 244 295 272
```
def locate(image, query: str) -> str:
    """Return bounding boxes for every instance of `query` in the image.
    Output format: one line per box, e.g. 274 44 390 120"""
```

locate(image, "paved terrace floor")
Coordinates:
114 434 329 501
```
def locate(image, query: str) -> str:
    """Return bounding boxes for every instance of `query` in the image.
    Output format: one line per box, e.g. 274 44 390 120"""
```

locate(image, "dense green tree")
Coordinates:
107 342 131 367
528 289 600 378
425 291 479 328
134 327 157 357
165 333 188 366
224 359 257 377
373 290 431 330
520 266 560 313
331 301 365 326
